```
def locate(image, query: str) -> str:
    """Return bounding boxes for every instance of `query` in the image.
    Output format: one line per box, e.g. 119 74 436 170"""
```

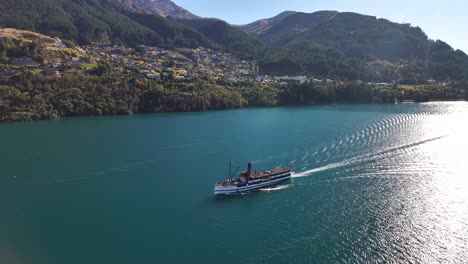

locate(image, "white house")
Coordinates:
146 73 160 80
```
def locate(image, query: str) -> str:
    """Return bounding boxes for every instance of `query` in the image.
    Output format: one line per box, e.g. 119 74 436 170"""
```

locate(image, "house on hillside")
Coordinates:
275 76 307 84
185 72 195 78
43 69 61 77
146 73 160 80
0 69 15 78
76 47 87 54
11 57 39 66
53 41 67 48
226 77 239 83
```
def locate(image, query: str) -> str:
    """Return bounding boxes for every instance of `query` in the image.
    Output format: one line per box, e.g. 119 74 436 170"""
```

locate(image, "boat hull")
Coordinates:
214 172 291 195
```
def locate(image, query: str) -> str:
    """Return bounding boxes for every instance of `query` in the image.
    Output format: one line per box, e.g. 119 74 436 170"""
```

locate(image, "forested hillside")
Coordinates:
242 11 468 81
0 0 266 58
2 0 468 82
177 18 263 59
0 0 210 48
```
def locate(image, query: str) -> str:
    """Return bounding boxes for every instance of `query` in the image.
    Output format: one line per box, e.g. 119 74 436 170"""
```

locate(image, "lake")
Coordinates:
1 102 468 263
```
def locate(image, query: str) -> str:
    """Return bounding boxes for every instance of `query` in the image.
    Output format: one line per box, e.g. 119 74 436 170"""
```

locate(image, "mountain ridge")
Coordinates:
112 0 200 19
239 10 468 81
177 17 264 59
1 0 468 81
0 0 210 47
237 11 297 35
0 0 262 58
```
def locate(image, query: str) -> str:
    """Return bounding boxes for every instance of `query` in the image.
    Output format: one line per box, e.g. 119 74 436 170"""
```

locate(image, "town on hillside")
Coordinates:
1 29 466 122
0 31 393 87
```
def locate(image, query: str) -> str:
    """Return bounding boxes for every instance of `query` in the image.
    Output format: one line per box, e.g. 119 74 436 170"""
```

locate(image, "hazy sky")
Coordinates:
173 0 468 53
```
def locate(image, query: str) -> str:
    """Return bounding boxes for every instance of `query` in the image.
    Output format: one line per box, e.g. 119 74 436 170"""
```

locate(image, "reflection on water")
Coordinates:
1 102 468 263
282 102 468 263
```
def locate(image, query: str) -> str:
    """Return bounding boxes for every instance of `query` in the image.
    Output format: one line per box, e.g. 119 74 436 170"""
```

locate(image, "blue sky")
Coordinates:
173 0 468 53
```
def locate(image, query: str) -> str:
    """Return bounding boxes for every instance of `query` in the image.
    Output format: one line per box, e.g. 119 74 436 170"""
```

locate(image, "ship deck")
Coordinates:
249 167 291 179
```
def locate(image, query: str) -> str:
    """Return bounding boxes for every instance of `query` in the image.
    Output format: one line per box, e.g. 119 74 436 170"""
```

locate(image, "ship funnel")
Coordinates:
247 162 252 177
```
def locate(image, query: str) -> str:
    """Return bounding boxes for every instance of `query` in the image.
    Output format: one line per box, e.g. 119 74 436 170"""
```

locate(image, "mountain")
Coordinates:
241 11 468 81
0 0 210 48
244 11 340 47
178 18 264 58
237 11 297 35
1 0 467 81
0 0 259 58
112 0 199 19
111 0 262 58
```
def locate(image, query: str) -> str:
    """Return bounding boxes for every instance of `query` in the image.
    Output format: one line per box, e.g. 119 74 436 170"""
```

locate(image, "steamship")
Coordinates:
214 162 292 195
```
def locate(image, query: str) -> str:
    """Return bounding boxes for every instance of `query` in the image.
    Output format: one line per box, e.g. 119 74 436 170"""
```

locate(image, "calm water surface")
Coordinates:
1 102 468 263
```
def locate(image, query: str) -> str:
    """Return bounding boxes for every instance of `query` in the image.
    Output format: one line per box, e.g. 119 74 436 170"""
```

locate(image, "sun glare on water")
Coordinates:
380 103 468 262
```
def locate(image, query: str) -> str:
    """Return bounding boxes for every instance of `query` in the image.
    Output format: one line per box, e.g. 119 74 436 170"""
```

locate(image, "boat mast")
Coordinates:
228 155 232 181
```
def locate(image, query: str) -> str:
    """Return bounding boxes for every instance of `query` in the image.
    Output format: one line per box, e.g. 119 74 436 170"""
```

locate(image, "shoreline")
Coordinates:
2 100 467 124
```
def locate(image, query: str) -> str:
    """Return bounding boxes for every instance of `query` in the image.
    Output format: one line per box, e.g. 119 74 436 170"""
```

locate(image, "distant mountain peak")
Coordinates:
274 10 298 18
113 0 200 19
238 11 297 35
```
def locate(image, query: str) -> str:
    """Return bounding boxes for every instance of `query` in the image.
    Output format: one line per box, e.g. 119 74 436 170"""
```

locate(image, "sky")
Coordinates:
173 0 468 53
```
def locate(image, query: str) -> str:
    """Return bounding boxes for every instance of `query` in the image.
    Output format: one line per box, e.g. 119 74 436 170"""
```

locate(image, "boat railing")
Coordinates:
215 179 239 187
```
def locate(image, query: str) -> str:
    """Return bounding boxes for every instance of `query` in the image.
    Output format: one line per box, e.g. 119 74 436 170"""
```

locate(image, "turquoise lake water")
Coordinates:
1 102 468 263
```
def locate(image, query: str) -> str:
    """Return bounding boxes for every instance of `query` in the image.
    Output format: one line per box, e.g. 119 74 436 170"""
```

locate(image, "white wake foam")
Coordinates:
291 135 448 178
260 184 291 192
292 160 351 178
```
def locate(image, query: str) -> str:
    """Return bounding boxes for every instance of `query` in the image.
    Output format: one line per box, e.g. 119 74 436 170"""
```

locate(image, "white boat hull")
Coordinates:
214 172 291 195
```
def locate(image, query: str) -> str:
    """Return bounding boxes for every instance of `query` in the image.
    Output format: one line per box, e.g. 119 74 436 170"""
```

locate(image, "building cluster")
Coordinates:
80 45 260 83
255 75 339 86
0 41 398 87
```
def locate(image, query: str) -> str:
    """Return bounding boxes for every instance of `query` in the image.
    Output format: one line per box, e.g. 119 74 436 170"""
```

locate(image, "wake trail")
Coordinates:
259 184 291 192
292 160 350 178
292 135 448 178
